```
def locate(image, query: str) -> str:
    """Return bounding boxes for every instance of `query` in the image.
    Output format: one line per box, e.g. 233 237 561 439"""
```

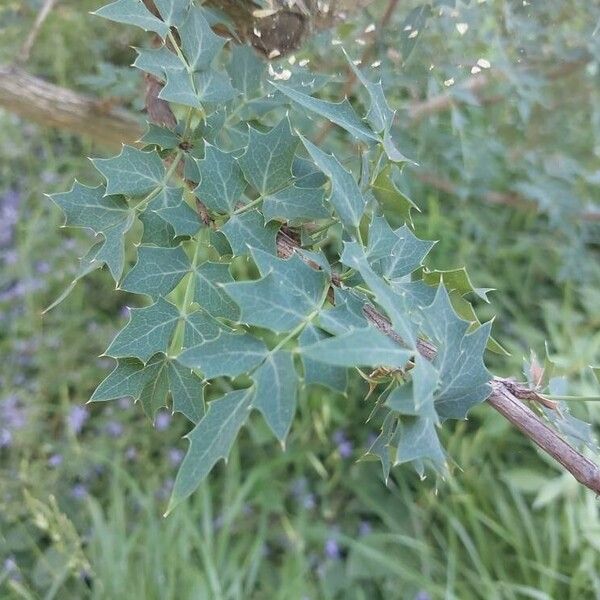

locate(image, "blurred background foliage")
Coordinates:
1 0 599 598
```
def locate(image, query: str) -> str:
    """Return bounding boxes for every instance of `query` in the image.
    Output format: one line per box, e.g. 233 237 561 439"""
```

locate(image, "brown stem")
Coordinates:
275 231 600 496
0 64 143 148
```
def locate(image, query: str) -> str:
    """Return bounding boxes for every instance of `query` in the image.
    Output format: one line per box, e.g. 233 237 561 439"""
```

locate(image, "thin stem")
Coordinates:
232 195 263 216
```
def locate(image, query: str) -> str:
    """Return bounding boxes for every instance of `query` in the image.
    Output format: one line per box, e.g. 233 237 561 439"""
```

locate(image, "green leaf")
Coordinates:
227 45 264 98
396 416 446 474
167 387 254 513
224 248 328 333
154 0 190 27
345 50 395 133
92 145 165 197
133 46 182 79
121 245 190 298
367 412 397 484
193 262 240 320
252 351 298 442
317 288 369 335
300 327 412 369
182 310 223 348
178 7 226 71
271 82 378 143
262 184 329 223
50 182 135 281
91 354 204 423
106 297 180 362
94 0 170 37
420 267 493 302
220 209 278 256
148 187 200 237
139 208 177 247
299 325 348 393
367 215 434 279
370 164 418 223
141 123 181 149
168 359 205 422
194 144 246 214
399 5 431 64
178 330 268 379
237 118 299 195
300 135 366 229
192 69 236 103
421 286 492 419
341 241 416 349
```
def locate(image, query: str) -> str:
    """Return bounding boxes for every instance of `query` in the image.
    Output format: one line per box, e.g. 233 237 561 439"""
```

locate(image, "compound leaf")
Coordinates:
178 6 226 71
263 184 329 223
148 187 200 237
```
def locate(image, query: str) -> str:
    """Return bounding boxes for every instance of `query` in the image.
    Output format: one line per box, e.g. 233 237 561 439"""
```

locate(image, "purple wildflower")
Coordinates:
358 520 372 536
333 429 353 458
48 454 63 467
71 484 88 500
125 446 138 461
324 538 341 560
35 261 51 274
118 397 133 410
155 410 171 431
0 429 12 448
67 405 89 435
168 447 184 466
105 420 124 438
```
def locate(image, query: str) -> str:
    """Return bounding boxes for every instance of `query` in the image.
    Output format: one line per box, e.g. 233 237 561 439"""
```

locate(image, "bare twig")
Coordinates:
18 0 59 64
0 64 142 148
275 231 600 496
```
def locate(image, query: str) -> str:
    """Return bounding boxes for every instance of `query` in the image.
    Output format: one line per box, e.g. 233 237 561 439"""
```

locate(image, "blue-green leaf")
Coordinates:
396 416 446 474
370 164 418 223
91 354 204 423
182 309 222 347
133 46 182 78
263 184 329 223
154 0 190 27
300 327 412 369
94 0 170 37
92 145 165 197
237 118 299 195
421 286 492 419
121 245 190 298
252 351 297 442
50 182 135 281
106 297 180 361
178 330 268 379
148 187 200 237
194 144 246 214
193 262 240 320
367 215 434 279
299 325 348 393
224 248 328 333
300 135 366 229
271 82 378 143
227 45 264 98
178 7 227 71
220 209 278 256
167 387 254 513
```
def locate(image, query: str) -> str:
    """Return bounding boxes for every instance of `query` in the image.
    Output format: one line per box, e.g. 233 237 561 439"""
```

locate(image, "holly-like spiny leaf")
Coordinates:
220 209 279 256
94 0 170 38
167 386 254 513
50 182 135 281
92 145 165 197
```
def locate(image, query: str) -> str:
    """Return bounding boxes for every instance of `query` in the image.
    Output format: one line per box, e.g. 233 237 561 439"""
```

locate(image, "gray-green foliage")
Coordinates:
51 0 504 510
